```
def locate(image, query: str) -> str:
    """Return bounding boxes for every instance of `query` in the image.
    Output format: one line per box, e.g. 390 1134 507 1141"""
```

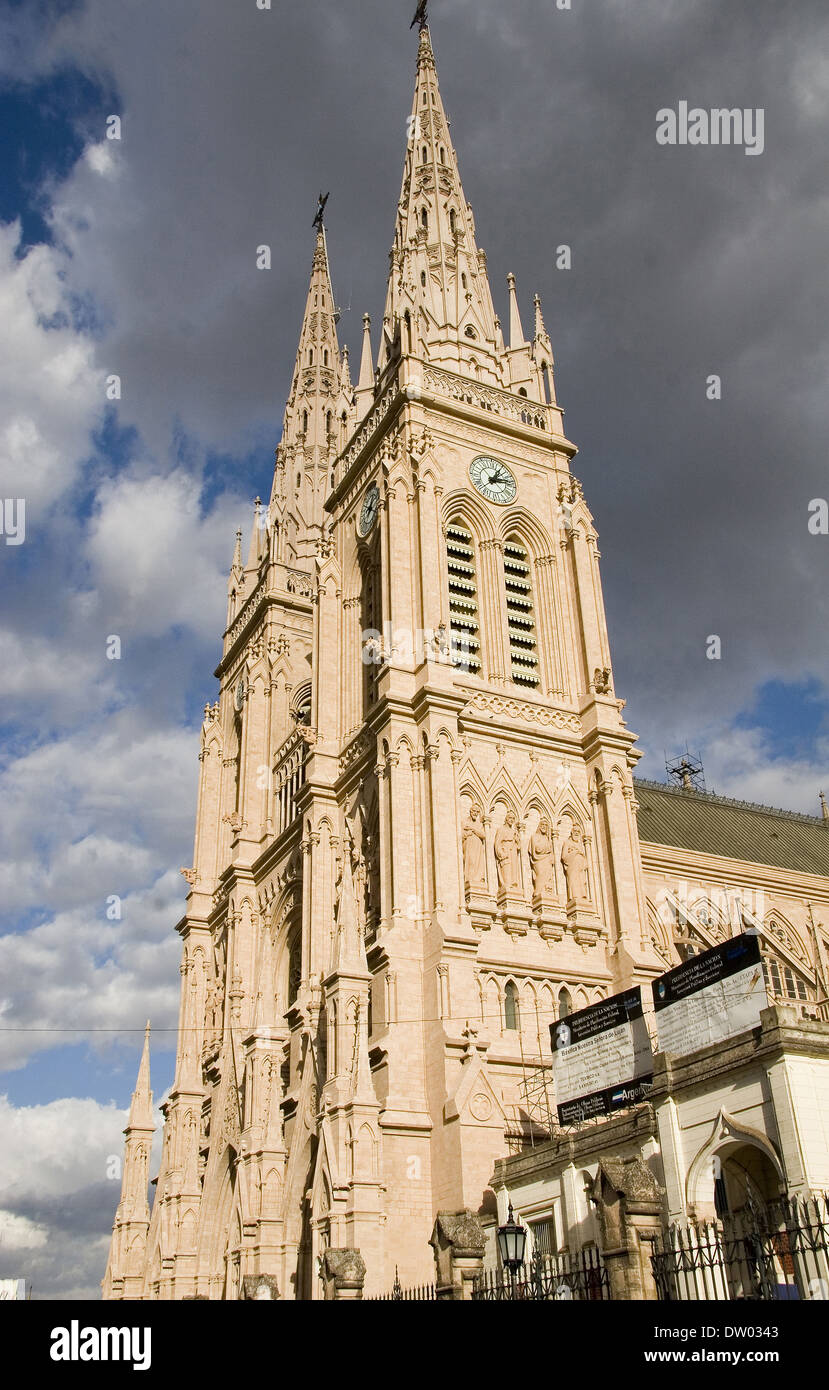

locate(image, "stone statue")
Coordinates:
462 803 487 889
494 810 521 893
528 817 554 897
560 823 590 903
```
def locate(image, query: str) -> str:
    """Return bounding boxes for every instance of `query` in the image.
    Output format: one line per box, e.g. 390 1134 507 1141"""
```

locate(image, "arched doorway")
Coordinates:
713 1142 783 1218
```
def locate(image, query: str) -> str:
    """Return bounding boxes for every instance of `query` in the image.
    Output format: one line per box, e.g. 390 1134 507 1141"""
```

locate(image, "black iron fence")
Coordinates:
653 1196 829 1301
472 1247 609 1301
368 1268 437 1301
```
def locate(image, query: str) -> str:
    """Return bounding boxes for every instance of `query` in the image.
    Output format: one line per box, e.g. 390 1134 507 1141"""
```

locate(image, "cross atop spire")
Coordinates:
410 0 429 32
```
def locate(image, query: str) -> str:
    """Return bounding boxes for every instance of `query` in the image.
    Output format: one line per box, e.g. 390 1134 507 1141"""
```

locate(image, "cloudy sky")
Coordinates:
0 0 827 1298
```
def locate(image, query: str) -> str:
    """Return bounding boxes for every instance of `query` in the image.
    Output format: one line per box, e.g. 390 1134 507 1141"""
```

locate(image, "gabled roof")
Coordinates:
635 779 829 877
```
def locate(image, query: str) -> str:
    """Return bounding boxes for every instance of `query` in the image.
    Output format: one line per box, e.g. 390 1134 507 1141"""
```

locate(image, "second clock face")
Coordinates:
469 455 516 504
359 483 380 536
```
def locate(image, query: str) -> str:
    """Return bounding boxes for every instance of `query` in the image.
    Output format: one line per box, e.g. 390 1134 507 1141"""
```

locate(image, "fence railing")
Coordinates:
368 1268 437 1301
653 1195 829 1301
472 1248 609 1301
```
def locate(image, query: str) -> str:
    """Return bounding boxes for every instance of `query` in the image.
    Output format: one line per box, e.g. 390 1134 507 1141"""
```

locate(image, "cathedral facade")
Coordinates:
103 23 829 1301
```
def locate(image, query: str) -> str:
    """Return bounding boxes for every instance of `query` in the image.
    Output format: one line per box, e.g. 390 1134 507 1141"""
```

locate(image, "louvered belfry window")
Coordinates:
446 523 481 673
503 537 539 688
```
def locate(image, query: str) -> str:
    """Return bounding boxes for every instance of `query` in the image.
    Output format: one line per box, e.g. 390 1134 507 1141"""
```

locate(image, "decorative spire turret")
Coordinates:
269 216 355 562
101 1023 156 1299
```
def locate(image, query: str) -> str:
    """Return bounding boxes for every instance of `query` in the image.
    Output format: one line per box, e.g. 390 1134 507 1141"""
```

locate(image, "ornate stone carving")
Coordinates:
460 690 581 734
528 818 555 898
461 803 487 889
494 811 521 893
560 824 590 904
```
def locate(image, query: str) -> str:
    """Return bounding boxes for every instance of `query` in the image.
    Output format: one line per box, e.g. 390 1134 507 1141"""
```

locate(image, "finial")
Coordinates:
821 790 829 822
533 291 546 339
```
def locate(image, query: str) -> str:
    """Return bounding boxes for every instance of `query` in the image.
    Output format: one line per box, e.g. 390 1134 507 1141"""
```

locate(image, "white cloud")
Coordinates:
0 1211 49 1251
0 223 103 509
0 1092 165 1298
84 469 238 640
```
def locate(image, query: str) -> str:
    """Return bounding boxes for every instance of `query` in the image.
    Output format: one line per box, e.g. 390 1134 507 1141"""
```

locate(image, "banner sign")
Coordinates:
550 987 653 1125
652 931 767 1057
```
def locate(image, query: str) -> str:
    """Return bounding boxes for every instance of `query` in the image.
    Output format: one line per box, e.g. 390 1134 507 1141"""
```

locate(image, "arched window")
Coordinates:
503 537 539 688
439 146 446 164
361 550 382 710
421 207 428 231
292 682 312 726
323 348 329 366
446 522 481 674
558 987 572 1019
542 363 552 404
309 347 314 365
422 145 428 163
421 270 427 287
504 981 518 1031
287 927 302 1007
326 410 332 439
449 208 457 235
302 409 308 435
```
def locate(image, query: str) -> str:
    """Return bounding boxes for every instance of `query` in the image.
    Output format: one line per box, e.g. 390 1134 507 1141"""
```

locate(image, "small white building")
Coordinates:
487 1004 829 1280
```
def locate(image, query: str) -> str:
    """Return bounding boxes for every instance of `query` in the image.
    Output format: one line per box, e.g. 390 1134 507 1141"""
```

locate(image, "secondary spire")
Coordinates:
268 208 355 560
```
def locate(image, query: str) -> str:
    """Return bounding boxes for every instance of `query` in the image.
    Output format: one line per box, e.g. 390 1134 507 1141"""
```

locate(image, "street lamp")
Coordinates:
497 1200 527 1289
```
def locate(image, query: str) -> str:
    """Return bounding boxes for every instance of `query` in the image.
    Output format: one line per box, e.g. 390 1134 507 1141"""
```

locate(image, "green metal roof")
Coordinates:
635 779 829 877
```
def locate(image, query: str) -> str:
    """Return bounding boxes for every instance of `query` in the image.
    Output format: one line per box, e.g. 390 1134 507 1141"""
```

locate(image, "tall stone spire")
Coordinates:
130 1020 154 1130
269 221 355 563
101 1023 156 1299
381 23 504 386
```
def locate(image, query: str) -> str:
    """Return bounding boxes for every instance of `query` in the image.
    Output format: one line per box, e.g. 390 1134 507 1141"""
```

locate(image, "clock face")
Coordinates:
469 455 516 504
358 483 380 536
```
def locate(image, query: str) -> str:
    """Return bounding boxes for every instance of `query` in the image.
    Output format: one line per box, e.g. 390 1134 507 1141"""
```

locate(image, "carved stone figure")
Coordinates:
593 667 612 695
529 817 554 897
462 803 487 889
494 810 521 893
560 823 590 903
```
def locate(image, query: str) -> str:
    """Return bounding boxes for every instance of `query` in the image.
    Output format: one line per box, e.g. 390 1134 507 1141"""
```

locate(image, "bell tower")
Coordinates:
105 18 663 1303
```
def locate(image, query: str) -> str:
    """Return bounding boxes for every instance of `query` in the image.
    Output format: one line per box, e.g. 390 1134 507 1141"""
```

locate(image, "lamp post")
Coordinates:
497 1200 527 1294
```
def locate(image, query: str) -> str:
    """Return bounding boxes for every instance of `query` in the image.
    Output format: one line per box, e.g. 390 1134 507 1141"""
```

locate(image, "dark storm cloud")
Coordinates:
19 0 823 790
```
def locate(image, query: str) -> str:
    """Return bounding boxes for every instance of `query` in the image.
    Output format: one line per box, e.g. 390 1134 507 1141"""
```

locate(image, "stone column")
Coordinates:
591 1158 664 1301
429 1210 486 1301
321 1248 366 1301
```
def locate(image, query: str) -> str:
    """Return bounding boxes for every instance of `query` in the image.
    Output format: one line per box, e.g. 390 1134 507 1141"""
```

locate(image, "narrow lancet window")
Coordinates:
503 537 539 688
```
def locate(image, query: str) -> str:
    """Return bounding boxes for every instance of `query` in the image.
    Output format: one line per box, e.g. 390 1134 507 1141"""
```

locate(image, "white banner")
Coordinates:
652 932 767 1057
